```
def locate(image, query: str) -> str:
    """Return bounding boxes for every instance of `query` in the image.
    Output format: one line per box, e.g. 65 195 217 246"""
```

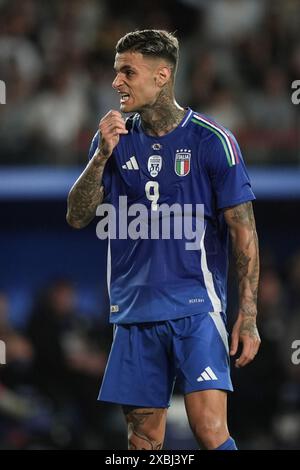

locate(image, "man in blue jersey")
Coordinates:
67 30 260 450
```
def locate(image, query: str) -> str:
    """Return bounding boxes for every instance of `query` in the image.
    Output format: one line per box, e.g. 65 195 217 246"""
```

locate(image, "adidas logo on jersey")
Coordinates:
122 156 139 170
197 366 218 382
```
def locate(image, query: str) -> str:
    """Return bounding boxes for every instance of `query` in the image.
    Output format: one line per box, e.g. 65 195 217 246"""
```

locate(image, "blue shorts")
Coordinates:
98 312 233 408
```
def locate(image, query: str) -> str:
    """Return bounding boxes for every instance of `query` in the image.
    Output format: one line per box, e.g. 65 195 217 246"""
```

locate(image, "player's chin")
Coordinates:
120 101 137 113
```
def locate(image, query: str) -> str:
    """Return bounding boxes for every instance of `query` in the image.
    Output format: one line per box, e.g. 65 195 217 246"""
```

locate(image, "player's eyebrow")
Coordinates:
114 64 136 73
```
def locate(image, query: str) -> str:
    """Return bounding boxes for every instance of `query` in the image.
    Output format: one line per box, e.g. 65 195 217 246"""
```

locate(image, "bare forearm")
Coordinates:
225 202 260 319
66 151 109 229
233 226 259 318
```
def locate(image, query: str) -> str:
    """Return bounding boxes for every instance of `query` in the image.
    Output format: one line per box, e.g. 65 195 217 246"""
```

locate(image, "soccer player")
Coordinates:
66 30 260 450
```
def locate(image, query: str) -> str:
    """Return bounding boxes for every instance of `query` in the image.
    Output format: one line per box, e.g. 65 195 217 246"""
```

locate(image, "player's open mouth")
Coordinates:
120 93 130 103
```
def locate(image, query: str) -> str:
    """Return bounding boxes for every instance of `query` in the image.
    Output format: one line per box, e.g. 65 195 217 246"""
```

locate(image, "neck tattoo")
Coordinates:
140 88 186 137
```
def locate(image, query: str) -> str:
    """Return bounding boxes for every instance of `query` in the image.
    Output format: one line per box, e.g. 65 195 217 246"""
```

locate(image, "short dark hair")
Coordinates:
116 29 179 74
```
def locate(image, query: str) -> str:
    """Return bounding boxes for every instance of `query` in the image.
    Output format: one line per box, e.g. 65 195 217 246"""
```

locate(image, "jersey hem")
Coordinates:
109 309 226 325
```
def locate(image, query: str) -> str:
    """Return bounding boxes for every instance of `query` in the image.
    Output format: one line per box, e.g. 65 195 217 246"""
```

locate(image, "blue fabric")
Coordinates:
88 108 255 324
98 312 233 407
214 437 237 450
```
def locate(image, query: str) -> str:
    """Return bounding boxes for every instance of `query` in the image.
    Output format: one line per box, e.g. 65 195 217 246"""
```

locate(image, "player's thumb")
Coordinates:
230 331 239 356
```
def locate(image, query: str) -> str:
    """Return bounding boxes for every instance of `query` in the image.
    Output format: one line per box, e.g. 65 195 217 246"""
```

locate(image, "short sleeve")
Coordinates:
88 130 112 199
206 130 255 209
88 131 99 160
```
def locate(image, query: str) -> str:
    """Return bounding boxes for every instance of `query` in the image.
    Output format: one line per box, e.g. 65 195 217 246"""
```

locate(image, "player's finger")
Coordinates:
235 337 252 367
101 118 127 133
102 124 128 137
235 338 252 368
110 125 128 135
101 109 123 121
108 115 126 126
103 124 128 137
251 337 261 358
241 338 260 367
230 330 239 356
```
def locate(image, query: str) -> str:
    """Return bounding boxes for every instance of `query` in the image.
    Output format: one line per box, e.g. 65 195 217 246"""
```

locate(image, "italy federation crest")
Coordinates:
175 149 191 176
148 155 162 177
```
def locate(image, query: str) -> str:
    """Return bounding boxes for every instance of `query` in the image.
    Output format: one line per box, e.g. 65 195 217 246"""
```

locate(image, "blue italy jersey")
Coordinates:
88 108 255 324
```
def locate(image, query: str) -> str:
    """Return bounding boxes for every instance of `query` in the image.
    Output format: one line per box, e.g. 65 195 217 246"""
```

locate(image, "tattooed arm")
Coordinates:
66 110 128 229
66 152 108 229
224 201 261 367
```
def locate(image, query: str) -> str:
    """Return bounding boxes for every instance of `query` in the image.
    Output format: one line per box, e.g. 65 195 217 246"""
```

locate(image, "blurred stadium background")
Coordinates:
1 0 300 449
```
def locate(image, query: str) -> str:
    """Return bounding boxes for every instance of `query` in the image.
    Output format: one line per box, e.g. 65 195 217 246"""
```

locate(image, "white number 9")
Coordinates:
145 181 160 211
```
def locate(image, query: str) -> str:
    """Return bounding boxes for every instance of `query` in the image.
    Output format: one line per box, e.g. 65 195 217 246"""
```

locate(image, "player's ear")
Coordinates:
156 66 172 88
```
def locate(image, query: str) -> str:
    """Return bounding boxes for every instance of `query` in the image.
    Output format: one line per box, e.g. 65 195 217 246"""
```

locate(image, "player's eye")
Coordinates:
126 70 134 77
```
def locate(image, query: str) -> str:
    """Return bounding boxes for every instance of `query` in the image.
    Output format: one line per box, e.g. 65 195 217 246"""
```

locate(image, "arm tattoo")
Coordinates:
235 250 251 281
225 202 260 319
66 153 107 228
229 202 256 226
239 317 259 338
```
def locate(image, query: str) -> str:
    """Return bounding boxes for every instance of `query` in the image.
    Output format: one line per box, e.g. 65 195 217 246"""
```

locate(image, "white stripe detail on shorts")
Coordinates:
201 371 212 381
205 366 218 380
192 113 236 166
181 109 193 127
209 311 229 354
200 226 222 312
197 366 218 382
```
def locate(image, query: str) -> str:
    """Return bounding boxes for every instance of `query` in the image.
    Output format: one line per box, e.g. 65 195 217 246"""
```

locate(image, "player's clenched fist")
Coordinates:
98 110 128 158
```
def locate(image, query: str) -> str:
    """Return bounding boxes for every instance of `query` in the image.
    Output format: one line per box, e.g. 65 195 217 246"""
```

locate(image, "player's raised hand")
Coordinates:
230 314 261 368
98 110 128 158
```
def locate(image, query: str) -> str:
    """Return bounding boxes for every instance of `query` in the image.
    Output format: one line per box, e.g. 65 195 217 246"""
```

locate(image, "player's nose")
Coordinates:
112 73 123 89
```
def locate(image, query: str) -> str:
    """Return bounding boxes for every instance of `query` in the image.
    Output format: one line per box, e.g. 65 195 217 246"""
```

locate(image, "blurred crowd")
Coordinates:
0 279 126 449
0 0 300 166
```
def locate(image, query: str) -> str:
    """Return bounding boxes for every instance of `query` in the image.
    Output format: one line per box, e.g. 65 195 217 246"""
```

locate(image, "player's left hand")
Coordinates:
230 315 261 368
